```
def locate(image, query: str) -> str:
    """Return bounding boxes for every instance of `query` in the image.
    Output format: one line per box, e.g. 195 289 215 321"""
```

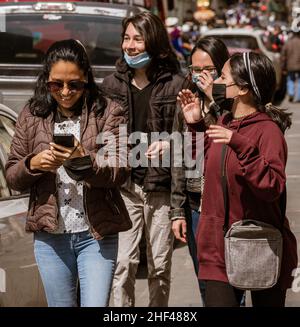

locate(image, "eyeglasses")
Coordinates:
188 65 217 74
47 80 87 93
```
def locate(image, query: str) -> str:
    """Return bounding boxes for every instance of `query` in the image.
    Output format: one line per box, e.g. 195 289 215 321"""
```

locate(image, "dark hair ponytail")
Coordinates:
229 52 292 133
263 103 292 133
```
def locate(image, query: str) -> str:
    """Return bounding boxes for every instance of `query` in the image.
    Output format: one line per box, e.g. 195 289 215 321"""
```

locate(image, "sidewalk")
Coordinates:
135 243 201 307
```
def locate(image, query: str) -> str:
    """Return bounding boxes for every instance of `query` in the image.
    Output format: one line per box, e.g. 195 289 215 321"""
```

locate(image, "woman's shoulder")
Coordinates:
100 97 127 118
94 97 127 131
102 72 118 84
101 73 128 96
156 71 186 95
251 112 284 135
168 71 186 86
17 105 36 123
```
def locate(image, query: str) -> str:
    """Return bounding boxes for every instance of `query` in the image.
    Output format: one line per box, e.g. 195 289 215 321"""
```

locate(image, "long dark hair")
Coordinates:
191 37 230 125
229 52 292 133
120 11 180 79
28 39 106 117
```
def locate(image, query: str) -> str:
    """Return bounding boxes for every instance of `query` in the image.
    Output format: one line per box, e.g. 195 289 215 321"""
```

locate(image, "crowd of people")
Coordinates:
4 10 298 308
167 1 300 104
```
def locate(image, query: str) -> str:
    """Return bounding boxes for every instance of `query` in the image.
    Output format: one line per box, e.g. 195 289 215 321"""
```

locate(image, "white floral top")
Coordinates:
51 116 89 234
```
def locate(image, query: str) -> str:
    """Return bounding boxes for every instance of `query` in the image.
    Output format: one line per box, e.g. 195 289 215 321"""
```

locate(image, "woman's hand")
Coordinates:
50 138 85 161
29 149 63 172
172 219 187 243
206 125 233 144
145 140 169 159
197 70 214 101
177 89 202 124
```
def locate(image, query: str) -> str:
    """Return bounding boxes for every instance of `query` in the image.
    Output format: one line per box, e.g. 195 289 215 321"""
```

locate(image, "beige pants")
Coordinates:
112 183 174 307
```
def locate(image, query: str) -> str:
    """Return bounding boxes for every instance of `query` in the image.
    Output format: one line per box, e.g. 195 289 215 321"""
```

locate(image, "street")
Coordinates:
133 96 300 307
285 96 300 306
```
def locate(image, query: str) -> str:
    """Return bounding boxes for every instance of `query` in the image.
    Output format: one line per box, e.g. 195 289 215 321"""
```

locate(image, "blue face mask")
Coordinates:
192 73 200 84
124 52 152 69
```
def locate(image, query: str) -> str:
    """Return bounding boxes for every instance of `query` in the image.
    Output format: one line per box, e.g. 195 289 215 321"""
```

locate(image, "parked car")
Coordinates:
0 104 47 307
0 1 146 307
0 1 145 115
203 28 286 104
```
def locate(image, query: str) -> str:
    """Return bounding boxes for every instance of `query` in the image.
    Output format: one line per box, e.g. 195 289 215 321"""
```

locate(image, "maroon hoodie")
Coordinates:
190 112 298 289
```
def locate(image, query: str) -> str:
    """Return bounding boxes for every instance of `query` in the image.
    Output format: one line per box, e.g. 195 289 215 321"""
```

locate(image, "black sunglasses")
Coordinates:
47 80 87 93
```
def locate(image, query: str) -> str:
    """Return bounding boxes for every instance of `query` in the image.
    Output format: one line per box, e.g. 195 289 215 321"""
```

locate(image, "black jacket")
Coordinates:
170 98 221 219
101 60 185 192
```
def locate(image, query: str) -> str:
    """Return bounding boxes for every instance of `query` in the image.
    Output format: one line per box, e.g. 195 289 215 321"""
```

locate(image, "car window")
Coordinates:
259 33 278 53
0 115 15 198
0 115 14 158
213 35 259 51
0 14 123 65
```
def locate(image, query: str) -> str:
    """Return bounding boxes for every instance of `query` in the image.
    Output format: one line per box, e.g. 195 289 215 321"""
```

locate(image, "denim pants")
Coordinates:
287 71 300 101
34 230 118 307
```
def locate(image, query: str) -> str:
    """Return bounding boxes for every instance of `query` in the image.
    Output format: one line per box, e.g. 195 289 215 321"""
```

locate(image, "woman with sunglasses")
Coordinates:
170 36 230 305
5 39 132 307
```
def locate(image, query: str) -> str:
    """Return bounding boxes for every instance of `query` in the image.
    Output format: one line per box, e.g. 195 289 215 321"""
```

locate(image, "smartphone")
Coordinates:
53 134 74 148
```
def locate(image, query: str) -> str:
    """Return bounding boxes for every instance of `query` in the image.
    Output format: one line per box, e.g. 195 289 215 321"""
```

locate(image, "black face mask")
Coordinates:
212 83 236 113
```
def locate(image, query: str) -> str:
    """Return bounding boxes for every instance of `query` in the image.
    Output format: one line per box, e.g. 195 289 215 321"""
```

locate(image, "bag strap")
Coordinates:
221 144 229 235
279 187 287 230
220 144 287 235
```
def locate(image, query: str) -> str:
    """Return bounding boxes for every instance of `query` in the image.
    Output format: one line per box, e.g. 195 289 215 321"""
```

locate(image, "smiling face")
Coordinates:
48 60 86 113
122 22 146 57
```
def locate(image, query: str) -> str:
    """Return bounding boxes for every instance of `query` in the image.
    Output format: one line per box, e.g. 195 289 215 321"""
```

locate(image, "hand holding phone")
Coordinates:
53 134 74 148
50 136 85 161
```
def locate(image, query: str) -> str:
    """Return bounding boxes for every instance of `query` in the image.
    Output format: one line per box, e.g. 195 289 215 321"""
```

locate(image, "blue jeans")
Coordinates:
287 71 300 101
34 230 118 307
186 208 206 304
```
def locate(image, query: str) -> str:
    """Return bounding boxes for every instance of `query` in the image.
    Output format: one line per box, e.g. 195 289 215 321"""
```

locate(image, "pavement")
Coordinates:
131 96 300 307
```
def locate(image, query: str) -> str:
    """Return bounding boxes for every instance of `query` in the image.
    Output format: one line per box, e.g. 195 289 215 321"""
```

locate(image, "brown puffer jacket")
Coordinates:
5 98 132 239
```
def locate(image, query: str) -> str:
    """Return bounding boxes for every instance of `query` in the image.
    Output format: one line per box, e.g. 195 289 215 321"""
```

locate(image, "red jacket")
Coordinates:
193 112 298 289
